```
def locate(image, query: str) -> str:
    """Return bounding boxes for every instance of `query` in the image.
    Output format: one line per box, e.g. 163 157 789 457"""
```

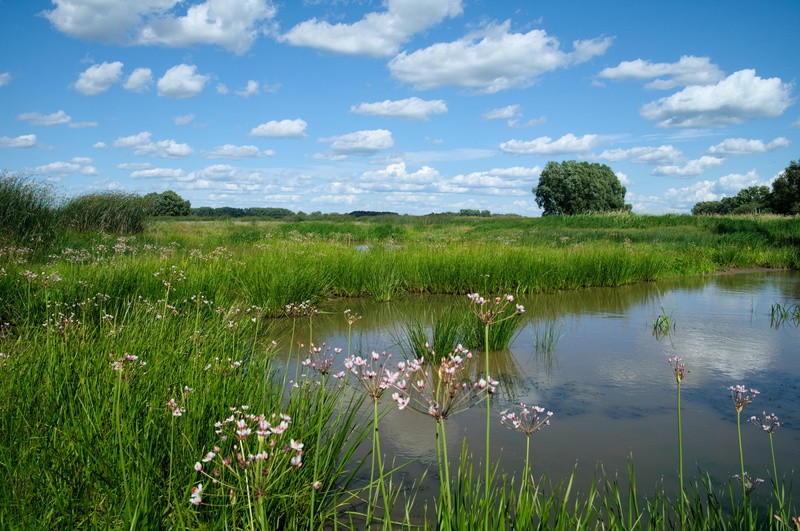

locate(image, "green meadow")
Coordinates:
1 212 799 529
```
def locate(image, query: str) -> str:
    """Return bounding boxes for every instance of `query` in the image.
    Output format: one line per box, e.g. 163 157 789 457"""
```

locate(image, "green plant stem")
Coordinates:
736 409 746 499
484 321 491 530
373 399 390 524
676 379 685 521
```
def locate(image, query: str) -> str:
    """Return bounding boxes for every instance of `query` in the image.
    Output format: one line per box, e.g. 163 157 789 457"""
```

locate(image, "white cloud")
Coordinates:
451 166 540 191
113 131 193 157
599 145 682 165
598 55 724 89
662 170 770 211
351 97 447 120
641 70 794 128
482 105 521 120
0 134 37 148
281 0 462 57
81 166 98 175
236 80 260 97
319 129 394 155
174 113 195 125
359 162 439 191
0 72 12 86
157 64 209 98
18 110 71 126
118 162 152 170
203 144 264 159
71 156 92 164
130 167 187 179
388 20 612 92
93 141 108 149
44 0 274 54
124 67 153 92
216 83 229 94
500 133 602 155
708 136 790 156
69 121 98 128
250 119 307 138
717 170 767 192
74 61 124 95
137 0 276 54
652 155 725 176
34 161 81 174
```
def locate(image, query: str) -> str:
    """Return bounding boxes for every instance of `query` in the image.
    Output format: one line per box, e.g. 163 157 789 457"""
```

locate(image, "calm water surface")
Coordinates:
284 272 800 498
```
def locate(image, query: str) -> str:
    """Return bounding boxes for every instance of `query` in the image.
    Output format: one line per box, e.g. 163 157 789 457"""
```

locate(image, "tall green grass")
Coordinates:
0 172 57 246
58 192 148 234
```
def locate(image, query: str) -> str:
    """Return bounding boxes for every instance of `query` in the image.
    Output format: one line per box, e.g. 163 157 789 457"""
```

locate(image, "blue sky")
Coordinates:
1 0 798 215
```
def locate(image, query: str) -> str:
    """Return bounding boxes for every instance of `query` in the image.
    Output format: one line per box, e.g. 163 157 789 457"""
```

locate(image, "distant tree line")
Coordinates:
692 159 800 216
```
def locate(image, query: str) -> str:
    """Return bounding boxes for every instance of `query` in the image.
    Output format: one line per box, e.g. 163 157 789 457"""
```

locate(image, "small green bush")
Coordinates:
59 192 148 234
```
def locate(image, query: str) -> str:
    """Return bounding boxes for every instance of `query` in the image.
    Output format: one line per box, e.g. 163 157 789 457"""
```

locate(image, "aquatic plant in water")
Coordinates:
729 384 761 500
500 403 553 491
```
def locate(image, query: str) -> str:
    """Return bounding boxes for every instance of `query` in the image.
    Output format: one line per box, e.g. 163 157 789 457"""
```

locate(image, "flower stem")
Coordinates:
676 379 685 520
736 409 747 499
484 321 491 530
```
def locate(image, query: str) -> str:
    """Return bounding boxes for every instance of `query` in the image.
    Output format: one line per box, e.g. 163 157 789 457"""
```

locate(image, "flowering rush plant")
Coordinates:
390 344 496 421
189 406 304 508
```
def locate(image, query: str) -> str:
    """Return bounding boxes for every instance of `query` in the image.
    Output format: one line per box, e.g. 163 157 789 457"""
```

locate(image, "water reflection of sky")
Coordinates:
288 272 800 499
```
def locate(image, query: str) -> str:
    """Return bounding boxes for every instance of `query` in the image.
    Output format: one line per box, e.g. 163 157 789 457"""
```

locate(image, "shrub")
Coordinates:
59 192 147 234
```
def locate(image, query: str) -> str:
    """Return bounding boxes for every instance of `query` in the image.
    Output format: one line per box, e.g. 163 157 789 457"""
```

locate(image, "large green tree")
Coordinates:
769 159 800 215
691 185 771 216
533 160 628 215
144 190 191 216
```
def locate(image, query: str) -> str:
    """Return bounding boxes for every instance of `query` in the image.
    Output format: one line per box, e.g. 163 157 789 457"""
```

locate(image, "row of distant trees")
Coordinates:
691 160 800 215
531 158 799 217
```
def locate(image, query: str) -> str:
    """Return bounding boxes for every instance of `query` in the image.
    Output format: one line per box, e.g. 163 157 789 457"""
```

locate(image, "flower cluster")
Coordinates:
729 385 759 413
109 353 147 379
500 403 554 437
342 350 394 402
301 343 340 377
750 411 780 434
285 300 318 319
153 265 186 292
668 357 686 383
733 471 764 495
467 292 525 325
190 407 303 507
390 345 493 421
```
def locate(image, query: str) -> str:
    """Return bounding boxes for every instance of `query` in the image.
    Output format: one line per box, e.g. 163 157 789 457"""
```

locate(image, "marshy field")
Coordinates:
1 212 799 529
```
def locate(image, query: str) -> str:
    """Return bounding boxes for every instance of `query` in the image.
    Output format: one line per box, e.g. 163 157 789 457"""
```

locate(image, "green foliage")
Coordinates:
0 172 57 246
191 206 295 218
59 192 147 234
769 159 800 215
692 185 772 215
533 160 629 215
144 190 191 216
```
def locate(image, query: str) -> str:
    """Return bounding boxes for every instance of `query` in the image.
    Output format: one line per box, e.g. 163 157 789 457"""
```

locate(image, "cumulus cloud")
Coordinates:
74 61 124 95
124 67 153 91
450 166 540 194
69 121 98 128
281 0 462 57
319 129 394 155
249 119 307 138
138 0 276 54
0 72 11 86
0 134 37 148
203 144 265 159
18 110 71 126
598 145 682 165
359 162 440 192
652 155 725 176
708 136 790 156
35 162 79 174
157 64 209 98
216 83 229 94
94 142 108 149
236 80 260 97
388 20 612 92
500 133 602 155
113 131 193 157
351 97 447 120
44 0 274 54
598 55 724 89
640 70 794 128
